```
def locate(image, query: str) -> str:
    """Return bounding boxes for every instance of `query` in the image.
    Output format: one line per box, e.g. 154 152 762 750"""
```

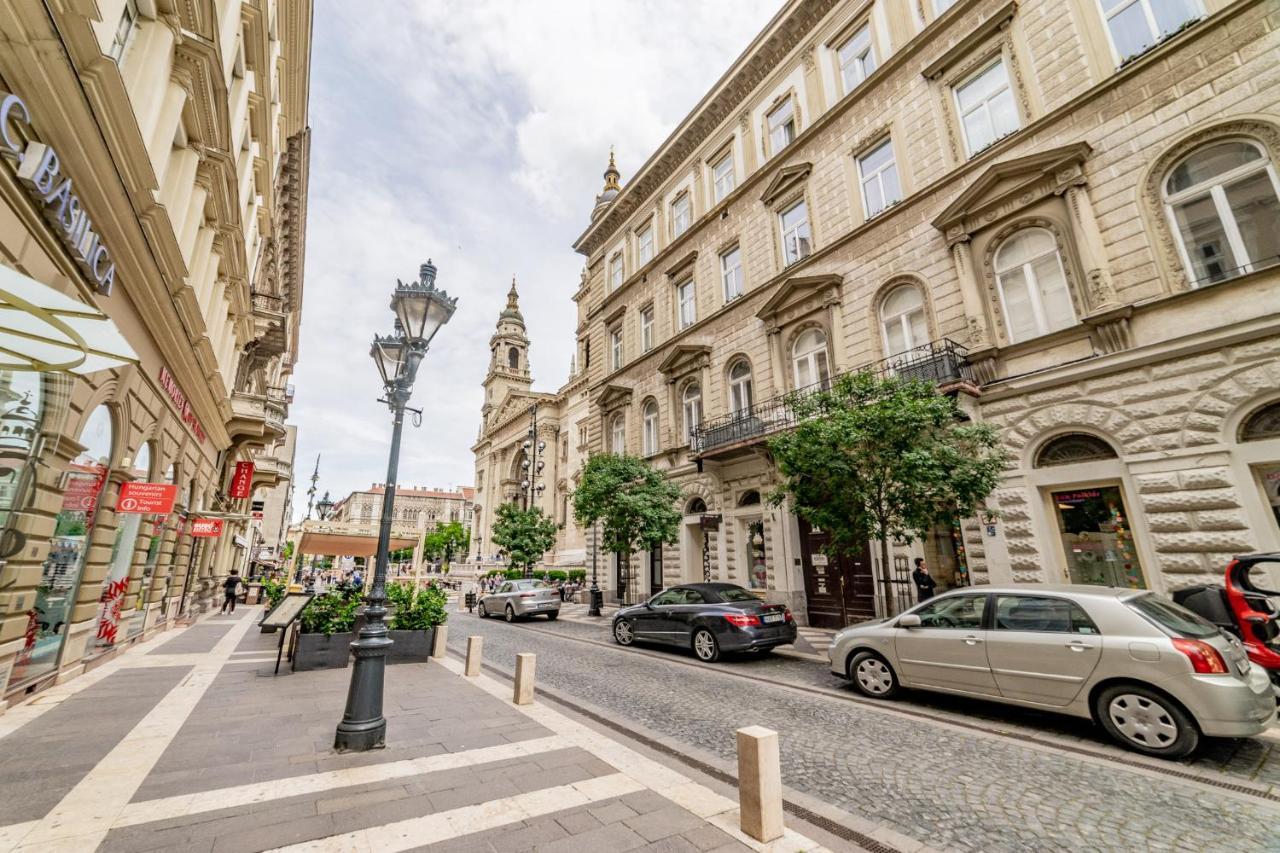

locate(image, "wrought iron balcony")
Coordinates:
692 338 972 455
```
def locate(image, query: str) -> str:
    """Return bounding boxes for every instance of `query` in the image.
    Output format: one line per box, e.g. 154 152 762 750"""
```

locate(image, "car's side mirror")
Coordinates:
644 601 654 609
897 614 922 629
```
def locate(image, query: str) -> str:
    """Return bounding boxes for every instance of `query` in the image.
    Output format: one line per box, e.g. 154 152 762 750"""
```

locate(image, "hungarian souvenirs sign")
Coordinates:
229 461 254 498
190 517 224 537
116 482 178 514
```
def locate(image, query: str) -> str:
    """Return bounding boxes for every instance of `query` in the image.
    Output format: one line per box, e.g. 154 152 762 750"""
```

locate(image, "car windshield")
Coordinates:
1127 593 1218 639
716 587 757 602
514 580 549 590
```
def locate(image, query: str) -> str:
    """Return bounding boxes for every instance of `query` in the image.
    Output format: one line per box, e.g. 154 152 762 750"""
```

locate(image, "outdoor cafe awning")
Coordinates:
0 263 139 374
299 531 417 558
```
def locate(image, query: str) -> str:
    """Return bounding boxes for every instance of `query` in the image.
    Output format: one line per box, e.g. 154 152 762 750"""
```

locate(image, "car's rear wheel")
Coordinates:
545 611 559 621
1095 684 1199 759
613 619 634 646
505 605 516 623
848 651 899 699
692 628 721 663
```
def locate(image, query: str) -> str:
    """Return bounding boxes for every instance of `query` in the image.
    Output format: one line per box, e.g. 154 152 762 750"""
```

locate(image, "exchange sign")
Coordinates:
190 517 224 537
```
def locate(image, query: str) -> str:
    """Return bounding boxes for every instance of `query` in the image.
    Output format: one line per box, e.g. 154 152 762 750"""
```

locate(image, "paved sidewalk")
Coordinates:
0 607 842 853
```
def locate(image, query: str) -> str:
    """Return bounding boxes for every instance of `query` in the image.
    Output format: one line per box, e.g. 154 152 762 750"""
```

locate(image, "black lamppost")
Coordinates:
334 260 457 753
312 491 333 579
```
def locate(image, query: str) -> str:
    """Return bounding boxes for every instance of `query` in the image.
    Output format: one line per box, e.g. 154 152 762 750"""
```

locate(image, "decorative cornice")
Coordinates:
759 161 813 207
755 273 843 322
921 1 1018 80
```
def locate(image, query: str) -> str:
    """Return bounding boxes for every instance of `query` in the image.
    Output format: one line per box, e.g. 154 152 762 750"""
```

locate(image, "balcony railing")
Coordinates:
692 338 971 455
251 291 285 313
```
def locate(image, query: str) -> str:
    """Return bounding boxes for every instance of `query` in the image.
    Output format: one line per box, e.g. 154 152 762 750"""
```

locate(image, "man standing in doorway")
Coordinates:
912 558 936 603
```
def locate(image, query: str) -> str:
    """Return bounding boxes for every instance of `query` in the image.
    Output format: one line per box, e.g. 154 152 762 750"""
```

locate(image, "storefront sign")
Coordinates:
229 461 254 498
158 366 206 443
0 92 117 295
699 514 722 531
251 499 264 520
190 517 223 537
116 482 178 514
61 466 107 513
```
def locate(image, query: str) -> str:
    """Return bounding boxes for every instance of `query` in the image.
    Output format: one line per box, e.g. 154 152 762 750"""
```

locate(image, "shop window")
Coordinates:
1163 140 1280 287
791 328 831 389
0 371 42 528
1051 486 1146 588
728 360 753 415
994 227 1076 342
1035 433 1118 467
880 284 929 358
1098 0 1203 66
642 400 659 456
746 520 767 589
682 383 702 442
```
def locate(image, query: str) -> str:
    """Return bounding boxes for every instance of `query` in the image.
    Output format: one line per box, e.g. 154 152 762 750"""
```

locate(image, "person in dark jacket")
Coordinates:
221 569 244 613
912 558 936 603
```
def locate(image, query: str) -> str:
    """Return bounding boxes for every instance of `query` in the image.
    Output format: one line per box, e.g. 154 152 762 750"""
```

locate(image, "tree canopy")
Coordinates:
423 520 469 564
490 503 557 575
572 453 682 559
768 370 1005 608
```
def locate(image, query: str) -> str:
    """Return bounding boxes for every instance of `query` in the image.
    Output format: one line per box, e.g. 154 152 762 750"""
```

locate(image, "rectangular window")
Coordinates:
670 193 691 238
609 328 622 371
779 201 811 265
677 279 696 329
1099 0 1202 65
637 224 654 266
767 99 796 155
720 246 744 302
955 59 1019 156
712 151 735 203
608 254 624 291
858 139 902 218
837 24 876 93
640 306 654 352
109 0 140 63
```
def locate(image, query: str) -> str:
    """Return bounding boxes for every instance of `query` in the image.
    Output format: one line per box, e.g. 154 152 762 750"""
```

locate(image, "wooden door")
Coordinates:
799 518 875 629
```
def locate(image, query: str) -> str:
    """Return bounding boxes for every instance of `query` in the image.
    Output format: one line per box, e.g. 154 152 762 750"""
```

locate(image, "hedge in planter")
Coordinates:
293 588 360 671
386 582 448 664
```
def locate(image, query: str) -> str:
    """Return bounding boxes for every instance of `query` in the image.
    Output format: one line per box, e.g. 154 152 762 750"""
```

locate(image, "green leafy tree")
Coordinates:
573 453 681 603
768 370 1006 612
490 503 557 577
422 521 469 566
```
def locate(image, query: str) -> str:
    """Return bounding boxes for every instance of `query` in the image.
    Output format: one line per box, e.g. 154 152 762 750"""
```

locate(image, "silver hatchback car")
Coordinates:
478 579 560 622
828 585 1276 758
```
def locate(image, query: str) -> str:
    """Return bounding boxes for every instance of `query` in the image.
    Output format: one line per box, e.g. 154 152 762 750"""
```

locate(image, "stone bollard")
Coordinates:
736 726 783 843
513 653 536 705
465 635 483 677
431 624 448 660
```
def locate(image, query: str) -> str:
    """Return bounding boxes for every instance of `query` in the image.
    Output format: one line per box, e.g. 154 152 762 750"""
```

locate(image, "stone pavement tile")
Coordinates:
531 820 647 853
588 800 639 824
624 805 710 843
98 820 219 853
619 789 674 816
634 837 702 853
679 824 741 852
553 809 602 834
703 843 753 853
315 783 412 814
325 792 436 836
210 812 336 853
505 761 598 794
489 815 570 851
428 778 521 813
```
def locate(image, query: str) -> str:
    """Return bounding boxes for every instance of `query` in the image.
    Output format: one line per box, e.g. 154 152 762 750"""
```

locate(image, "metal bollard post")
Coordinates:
736 726 783 843
431 624 448 660
513 653 536 705
465 635 483 677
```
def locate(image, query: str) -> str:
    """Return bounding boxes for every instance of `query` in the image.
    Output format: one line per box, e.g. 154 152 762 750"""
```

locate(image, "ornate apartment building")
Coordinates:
331 484 474 532
475 0 1280 626
0 0 311 700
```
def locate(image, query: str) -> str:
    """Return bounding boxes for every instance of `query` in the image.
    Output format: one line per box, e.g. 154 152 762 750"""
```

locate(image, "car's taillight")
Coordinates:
1172 638 1228 674
783 609 794 623
724 613 760 627
519 593 536 599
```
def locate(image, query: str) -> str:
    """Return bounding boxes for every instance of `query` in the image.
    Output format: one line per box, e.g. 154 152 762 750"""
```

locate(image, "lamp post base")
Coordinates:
588 586 603 617
334 717 386 752
333 632 392 752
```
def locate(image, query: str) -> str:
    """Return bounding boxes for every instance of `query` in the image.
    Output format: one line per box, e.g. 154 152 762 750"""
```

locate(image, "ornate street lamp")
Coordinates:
334 260 457 753
316 491 334 521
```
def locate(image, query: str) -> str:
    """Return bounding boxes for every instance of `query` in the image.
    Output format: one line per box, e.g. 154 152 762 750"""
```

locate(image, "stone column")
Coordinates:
1064 184 1119 311
949 238 992 349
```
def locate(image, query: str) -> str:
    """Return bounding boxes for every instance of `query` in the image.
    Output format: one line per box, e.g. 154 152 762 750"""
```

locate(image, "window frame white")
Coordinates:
670 192 691 238
728 361 754 415
608 253 624 291
639 305 654 353
953 57 1019 157
993 228 1077 343
642 401 659 456
109 0 141 63
711 150 736 204
609 413 626 454
681 383 703 443
676 278 697 329
837 22 877 94
791 328 831 390
1096 0 1205 67
779 199 812 266
609 327 623 371
720 246 744 302
879 284 929 358
857 139 902 218
766 97 797 156
636 223 655 267
1161 139 1280 287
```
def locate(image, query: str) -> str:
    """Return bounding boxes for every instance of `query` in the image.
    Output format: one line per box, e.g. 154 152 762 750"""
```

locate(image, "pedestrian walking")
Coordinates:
220 569 244 613
912 558 936 603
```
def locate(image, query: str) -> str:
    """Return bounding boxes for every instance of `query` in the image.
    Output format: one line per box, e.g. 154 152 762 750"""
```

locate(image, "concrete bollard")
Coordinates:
465 635 483 677
431 624 448 660
736 725 783 843
513 653 536 705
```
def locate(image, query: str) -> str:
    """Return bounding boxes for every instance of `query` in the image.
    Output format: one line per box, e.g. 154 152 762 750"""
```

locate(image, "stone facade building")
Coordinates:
507 0 1280 624
0 0 311 701
331 484 474 532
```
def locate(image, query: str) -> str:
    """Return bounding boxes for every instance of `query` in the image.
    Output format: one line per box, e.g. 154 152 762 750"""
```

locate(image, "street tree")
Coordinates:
572 453 682 603
490 503 557 577
426 520 470 566
767 370 1005 611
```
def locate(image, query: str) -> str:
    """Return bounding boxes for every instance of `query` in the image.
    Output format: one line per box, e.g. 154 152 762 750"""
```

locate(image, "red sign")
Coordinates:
229 461 254 498
117 482 178 514
158 366 207 444
61 466 107 513
190 517 224 537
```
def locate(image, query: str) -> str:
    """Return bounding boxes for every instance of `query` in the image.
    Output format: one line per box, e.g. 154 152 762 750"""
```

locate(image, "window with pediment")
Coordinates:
991 225 1078 344
791 328 831 390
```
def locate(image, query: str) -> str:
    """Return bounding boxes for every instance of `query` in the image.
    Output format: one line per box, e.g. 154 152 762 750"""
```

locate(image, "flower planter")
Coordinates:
292 631 354 671
386 628 436 664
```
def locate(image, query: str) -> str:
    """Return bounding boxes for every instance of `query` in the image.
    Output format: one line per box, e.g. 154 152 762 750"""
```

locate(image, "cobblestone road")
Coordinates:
447 611 1280 853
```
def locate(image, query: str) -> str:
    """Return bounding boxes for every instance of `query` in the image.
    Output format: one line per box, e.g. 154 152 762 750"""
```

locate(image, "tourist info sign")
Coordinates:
116 482 178 514
261 592 313 629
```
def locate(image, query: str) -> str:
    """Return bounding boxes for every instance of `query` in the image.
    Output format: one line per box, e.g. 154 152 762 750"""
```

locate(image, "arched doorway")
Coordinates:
93 441 152 649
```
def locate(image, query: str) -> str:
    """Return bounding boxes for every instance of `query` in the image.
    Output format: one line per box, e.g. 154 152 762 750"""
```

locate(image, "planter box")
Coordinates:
293 631 354 671
387 628 436 664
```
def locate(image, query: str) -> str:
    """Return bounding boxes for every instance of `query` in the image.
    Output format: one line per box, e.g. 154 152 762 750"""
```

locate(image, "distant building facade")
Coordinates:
331 485 475 533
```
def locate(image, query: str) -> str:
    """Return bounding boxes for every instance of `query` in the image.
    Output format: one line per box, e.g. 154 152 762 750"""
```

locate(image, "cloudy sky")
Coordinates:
288 0 779 514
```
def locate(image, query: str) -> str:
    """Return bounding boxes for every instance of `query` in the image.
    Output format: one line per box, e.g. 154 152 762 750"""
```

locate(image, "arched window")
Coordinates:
132 441 152 481
738 490 761 507
880 285 929 358
1034 433 1118 468
791 329 830 389
507 347 519 369
642 400 659 455
728 360 753 415
1163 140 1280 286
682 383 702 442
609 413 625 454
686 497 707 514
994 228 1075 343
1240 401 1280 442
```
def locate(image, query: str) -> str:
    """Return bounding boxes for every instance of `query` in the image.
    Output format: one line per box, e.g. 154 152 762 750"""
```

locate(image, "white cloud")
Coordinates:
290 0 779 516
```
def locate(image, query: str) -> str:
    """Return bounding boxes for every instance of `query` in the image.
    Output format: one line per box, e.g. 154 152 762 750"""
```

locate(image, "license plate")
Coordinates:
763 613 783 624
